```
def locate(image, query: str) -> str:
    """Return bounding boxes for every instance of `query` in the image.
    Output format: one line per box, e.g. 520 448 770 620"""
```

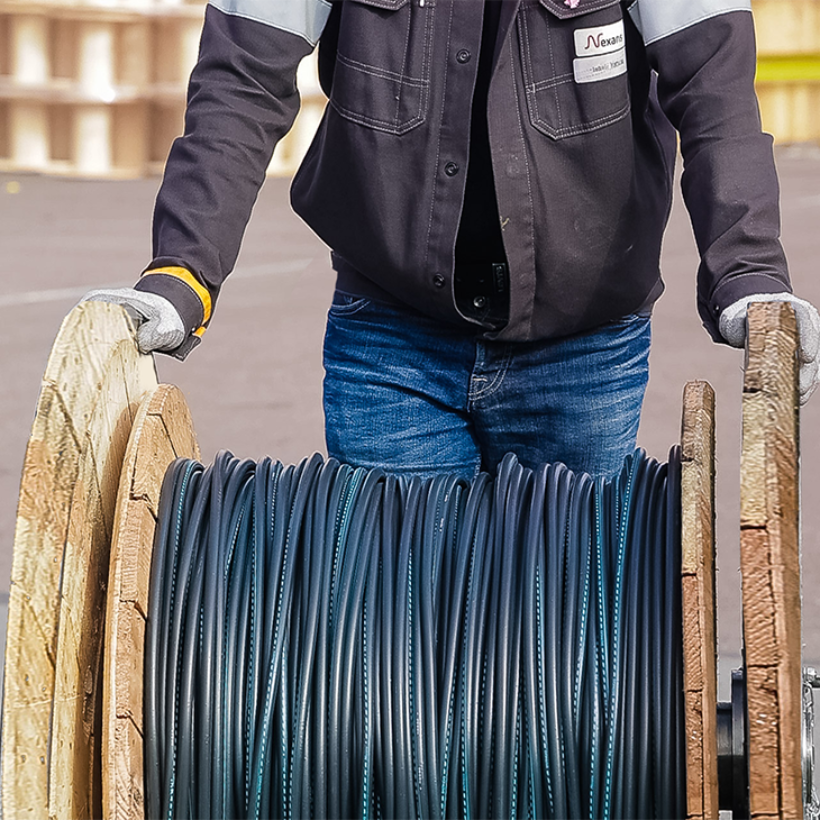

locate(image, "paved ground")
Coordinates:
2 145 820 694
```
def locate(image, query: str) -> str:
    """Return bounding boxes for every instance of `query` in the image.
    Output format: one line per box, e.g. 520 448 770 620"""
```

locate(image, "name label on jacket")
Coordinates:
573 20 626 84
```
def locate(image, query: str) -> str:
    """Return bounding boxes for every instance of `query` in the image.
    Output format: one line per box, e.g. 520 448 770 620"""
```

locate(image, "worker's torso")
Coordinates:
292 0 675 342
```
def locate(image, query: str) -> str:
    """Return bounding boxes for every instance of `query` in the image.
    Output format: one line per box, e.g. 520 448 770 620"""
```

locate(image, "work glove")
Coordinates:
719 292 820 405
81 288 185 355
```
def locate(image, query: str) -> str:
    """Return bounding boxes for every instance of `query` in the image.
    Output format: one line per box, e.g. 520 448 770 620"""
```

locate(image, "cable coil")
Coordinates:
145 447 685 819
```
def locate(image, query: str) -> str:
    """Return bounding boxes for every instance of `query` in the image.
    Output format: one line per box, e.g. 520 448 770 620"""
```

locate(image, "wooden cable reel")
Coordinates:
0 301 810 819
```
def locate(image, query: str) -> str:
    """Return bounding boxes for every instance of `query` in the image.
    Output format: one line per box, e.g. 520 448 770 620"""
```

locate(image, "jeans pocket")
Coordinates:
518 0 630 139
328 292 373 317
330 0 434 135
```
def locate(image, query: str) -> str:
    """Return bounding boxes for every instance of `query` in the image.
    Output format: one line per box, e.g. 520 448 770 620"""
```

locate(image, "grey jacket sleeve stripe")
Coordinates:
208 0 331 45
628 0 752 45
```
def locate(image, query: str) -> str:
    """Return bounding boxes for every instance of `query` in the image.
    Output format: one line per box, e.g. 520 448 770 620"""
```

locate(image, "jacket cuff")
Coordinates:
135 262 212 359
710 273 792 315
705 273 793 340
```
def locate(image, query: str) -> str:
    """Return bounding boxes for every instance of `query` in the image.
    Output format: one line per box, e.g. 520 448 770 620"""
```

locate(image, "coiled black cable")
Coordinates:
145 448 684 819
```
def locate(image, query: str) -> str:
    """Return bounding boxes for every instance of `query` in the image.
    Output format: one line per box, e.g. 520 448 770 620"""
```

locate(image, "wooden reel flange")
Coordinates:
681 380 720 819
103 383 199 819
740 303 803 819
1 302 158 819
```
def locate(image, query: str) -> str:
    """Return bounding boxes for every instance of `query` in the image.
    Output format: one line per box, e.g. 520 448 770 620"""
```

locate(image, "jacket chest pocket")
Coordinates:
518 0 630 139
330 0 435 135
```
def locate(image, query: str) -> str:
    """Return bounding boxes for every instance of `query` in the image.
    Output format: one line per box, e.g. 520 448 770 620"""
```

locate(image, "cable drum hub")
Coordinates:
716 669 749 818
714 669 820 819
145 448 686 819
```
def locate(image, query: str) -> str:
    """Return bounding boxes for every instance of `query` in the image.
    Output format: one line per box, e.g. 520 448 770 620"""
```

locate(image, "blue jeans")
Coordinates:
323 295 650 480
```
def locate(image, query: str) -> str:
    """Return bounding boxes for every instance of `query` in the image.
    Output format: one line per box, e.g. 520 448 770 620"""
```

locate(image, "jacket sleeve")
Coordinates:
135 0 331 357
629 0 791 341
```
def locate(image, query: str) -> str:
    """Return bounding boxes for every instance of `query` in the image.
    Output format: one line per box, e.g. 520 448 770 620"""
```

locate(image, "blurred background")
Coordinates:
1 0 820 697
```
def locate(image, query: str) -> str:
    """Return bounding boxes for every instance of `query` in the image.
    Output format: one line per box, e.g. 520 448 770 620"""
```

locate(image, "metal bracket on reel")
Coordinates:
717 667 820 820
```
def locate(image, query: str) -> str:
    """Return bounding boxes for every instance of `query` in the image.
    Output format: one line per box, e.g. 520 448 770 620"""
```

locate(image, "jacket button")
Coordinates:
433 274 446 288
456 49 471 64
444 162 459 176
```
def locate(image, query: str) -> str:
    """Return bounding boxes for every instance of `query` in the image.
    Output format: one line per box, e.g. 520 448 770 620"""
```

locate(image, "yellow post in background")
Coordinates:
754 0 820 144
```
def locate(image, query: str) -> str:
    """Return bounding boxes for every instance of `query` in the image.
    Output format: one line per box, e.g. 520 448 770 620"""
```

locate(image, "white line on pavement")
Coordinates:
0 284 95 308
783 194 820 211
0 258 316 309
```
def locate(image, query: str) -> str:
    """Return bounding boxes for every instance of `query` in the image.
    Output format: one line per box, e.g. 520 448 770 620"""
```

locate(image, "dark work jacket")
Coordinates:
137 0 791 358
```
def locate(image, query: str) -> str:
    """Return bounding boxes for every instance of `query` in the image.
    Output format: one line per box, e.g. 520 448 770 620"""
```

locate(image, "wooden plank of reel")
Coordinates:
741 301 803 819
102 384 200 820
1 303 157 820
681 380 719 820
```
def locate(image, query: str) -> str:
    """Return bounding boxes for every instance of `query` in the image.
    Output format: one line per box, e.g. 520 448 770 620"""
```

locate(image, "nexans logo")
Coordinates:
585 31 623 51
574 20 625 57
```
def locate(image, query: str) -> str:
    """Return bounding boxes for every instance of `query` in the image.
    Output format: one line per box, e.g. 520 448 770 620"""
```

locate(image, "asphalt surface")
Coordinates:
2 144 820 692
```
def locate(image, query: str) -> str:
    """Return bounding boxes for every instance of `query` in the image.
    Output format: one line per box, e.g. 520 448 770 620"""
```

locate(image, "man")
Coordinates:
85 0 820 479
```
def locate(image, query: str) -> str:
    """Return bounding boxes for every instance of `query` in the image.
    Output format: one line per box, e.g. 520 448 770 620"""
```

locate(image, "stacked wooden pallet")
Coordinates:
0 0 324 178
0 0 204 177
755 0 820 144
0 0 817 179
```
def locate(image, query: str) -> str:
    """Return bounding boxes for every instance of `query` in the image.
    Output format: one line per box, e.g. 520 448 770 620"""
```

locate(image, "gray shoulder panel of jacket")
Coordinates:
627 0 752 45
207 0 331 46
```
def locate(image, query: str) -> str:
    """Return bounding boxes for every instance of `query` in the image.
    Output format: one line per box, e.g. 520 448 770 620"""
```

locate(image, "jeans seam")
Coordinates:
468 344 513 404
328 297 373 317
